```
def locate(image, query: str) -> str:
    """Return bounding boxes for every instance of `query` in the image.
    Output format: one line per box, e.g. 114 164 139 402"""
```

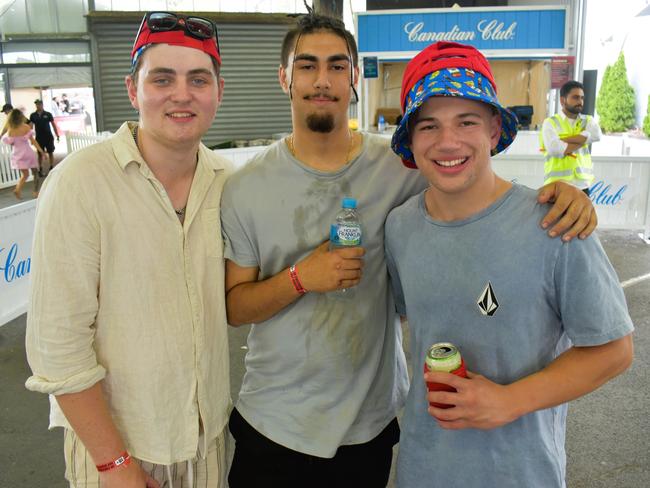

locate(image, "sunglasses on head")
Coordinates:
135 11 220 54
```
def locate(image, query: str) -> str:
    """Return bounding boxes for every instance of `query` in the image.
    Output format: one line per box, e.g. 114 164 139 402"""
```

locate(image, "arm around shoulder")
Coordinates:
536 181 597 241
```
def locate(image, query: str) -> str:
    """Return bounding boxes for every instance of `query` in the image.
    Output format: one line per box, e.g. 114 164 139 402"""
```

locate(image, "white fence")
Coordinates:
66 131 112 154
215 146 267 170
2 132 650 327
0 134 266 189
226 143 650 236
0 143 21 190
211 142 650 238
0 132 113 189
502 130 650 157
492 154 650 237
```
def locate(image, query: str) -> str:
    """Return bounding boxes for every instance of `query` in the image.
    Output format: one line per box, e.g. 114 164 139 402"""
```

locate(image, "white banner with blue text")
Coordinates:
0 200 36 326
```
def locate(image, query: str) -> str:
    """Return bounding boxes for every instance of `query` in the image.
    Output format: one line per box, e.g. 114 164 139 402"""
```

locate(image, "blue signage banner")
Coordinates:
357 8 566 55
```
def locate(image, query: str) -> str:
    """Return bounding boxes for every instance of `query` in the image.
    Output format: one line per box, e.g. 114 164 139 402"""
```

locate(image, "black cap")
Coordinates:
1 103 12 112
34 99 43 104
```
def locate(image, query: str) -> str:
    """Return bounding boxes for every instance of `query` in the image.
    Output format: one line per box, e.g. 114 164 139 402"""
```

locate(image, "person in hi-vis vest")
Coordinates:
540 81 602 195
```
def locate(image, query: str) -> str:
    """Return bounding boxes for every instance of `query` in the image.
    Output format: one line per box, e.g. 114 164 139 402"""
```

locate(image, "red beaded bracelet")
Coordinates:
289 265 307 295
96 451 131 472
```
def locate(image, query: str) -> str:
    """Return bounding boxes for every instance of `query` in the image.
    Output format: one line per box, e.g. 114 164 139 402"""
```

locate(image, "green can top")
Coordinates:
425 342 462 372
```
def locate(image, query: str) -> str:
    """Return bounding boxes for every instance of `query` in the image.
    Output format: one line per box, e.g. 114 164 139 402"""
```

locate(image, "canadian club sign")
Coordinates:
357 8 567 53
404 20 517 43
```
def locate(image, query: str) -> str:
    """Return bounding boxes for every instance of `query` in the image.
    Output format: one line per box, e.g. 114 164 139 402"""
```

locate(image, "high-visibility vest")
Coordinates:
539 114 594 186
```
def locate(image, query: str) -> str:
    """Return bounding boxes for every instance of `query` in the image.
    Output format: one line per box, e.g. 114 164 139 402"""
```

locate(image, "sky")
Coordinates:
583 0 649 69
583 0 650 125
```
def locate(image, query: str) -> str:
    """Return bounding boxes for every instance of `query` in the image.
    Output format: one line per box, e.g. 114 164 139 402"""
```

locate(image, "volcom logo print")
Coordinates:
477 281 499 316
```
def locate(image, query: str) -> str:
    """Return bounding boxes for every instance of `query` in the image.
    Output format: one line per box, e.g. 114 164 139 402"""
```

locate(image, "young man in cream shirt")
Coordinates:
26 12 231 488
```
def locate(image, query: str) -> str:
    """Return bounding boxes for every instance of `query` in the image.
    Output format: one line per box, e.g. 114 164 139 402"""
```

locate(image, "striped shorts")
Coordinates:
63 428 227 488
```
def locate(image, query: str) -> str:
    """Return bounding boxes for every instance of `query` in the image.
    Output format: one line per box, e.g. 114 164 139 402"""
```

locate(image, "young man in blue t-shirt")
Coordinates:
385 41 634 488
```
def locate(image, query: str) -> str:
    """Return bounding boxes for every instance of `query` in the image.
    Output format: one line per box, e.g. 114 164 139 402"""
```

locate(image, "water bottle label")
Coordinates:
330 224 339 243
333 223 361 246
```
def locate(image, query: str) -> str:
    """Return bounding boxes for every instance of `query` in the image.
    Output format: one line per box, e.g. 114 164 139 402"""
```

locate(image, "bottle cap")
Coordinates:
342 197 357 209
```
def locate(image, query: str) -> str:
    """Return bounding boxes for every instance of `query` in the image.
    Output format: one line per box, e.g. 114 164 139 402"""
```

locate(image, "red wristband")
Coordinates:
289 265 307 295
96 452 131 472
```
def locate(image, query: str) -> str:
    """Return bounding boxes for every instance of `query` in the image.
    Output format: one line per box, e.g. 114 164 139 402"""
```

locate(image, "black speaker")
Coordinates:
582 70 597 116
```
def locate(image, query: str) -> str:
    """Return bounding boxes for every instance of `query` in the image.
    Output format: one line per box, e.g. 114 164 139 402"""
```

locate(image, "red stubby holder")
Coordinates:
424 358 467 409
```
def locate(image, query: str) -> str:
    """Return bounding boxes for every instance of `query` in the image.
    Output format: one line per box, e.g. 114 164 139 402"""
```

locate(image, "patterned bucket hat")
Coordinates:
391 41 518 168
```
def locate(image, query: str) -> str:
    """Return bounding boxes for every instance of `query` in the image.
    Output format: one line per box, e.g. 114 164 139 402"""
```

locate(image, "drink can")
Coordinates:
424 342 467 409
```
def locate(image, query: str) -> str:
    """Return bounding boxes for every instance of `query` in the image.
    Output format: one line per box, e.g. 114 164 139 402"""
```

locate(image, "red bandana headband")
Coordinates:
131 21 221 66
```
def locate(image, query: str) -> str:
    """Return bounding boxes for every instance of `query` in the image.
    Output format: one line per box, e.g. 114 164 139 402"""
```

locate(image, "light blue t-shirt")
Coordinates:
385 184 633 488
221 134 426 457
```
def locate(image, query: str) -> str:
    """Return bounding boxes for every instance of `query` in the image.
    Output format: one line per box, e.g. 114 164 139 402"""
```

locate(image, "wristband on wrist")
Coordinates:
96 451 131 472
289 265 307 295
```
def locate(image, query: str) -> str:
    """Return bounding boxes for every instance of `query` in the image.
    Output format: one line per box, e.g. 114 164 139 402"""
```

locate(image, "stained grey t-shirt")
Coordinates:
385 184 634 488
221 134 426 457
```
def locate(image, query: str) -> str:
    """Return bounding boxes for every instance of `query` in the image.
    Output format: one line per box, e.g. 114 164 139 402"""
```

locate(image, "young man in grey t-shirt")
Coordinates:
222 14 600 488
385 41 634 488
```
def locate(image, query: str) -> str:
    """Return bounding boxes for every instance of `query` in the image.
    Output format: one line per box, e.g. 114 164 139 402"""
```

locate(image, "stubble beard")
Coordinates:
565 104 582 116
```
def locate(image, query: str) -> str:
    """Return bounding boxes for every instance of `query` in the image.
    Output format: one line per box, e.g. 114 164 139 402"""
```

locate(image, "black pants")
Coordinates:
228 408 400 488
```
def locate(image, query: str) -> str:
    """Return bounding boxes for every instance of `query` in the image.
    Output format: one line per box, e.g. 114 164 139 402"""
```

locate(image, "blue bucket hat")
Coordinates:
391 41 519 168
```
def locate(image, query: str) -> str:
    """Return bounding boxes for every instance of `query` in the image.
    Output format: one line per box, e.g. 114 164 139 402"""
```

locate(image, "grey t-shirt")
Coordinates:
221 134 426 457
385 184 634 488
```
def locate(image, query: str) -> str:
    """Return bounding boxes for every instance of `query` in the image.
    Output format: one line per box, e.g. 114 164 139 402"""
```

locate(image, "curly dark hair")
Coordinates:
280 13 358 68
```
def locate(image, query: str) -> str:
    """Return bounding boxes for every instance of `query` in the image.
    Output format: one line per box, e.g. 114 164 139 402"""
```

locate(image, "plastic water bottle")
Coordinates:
330 197 362 297
377 115 386 133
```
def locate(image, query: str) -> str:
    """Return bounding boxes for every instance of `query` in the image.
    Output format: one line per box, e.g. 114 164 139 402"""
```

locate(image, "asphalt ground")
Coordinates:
1 228 648 487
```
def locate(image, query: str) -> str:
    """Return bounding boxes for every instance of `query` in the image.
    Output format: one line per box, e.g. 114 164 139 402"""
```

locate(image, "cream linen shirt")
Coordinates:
26 122 231 464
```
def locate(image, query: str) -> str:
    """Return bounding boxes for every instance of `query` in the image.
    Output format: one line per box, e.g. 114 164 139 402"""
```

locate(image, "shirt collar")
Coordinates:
112 121 227 173
558 112 587 124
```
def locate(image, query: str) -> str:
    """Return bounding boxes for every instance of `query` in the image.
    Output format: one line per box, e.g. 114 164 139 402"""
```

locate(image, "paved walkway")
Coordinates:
0 183 38 208
2 142 649 487
1 229 649 487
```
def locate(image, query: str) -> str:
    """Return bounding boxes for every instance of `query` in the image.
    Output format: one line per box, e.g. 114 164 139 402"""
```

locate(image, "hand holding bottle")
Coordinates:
296 241 364 293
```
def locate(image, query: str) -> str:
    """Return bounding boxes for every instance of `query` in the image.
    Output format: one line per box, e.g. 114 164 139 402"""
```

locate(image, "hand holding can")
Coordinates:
424 342 467 409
